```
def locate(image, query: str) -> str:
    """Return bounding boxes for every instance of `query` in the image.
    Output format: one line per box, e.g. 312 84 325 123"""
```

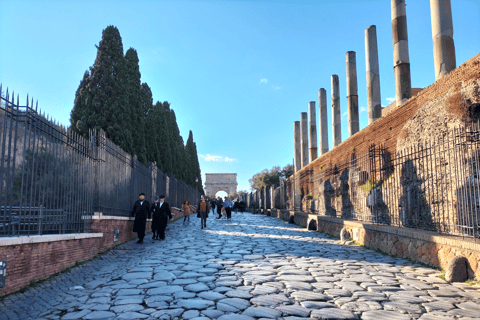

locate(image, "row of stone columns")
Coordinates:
293 0 456 173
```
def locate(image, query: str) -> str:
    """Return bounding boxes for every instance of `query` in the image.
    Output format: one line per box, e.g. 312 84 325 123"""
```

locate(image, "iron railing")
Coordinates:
0 86 201 237
285 121 480 239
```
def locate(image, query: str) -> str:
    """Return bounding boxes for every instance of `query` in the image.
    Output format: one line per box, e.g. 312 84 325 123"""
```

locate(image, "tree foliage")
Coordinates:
70 25 202 190
249 164 294 190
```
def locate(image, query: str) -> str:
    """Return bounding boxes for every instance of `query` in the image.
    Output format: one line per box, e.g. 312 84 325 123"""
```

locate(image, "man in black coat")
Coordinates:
150 194 172 240
130 192 151 244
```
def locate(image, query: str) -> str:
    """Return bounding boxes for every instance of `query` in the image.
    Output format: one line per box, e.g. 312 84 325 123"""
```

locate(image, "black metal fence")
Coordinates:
286 121 480 239
0 86 201 237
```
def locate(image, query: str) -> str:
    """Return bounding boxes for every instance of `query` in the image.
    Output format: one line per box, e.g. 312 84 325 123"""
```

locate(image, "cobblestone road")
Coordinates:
2 212 480 320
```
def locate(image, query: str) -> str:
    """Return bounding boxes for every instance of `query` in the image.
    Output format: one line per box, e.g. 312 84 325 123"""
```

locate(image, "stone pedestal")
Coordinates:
308 101 318 161
365 25 382 124
300 112 309 167
392 0 412 106
346 51 359 136
318 88 329 155
430 0 456 80
331 75 341 147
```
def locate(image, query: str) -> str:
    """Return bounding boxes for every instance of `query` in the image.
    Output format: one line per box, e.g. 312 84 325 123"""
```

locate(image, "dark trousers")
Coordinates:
217 207 222 219
158 216 168 239
137 230 145 241
200 212 207 227
226 207 232 219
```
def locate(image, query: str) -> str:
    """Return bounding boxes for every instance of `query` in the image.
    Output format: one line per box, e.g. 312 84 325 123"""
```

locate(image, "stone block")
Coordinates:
445 255 469 282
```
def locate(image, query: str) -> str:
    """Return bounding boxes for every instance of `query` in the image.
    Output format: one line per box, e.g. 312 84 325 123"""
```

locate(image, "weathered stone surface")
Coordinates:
6 211 480 320
276 304 311 317
361 310 412 320
310 308 358 319
243 306 282 318
445 256 468 282
177 298 215 310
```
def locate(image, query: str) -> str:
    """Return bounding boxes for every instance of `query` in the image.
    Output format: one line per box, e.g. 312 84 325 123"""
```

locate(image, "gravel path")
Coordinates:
1 211 480 320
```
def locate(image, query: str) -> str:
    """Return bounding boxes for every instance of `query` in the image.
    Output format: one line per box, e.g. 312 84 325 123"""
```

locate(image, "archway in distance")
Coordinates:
215 191 228 199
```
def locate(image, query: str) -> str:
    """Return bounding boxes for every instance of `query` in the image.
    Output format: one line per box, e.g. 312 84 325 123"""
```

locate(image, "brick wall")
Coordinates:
0 207 184 297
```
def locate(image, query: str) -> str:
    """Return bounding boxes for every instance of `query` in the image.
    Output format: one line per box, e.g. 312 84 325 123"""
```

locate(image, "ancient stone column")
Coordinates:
300 112 309 167
365 25 382 124
294 121 301 172
318 88 329 155
308 101 318 161
346 51 359 136
331 75 341 147
391 0 412 106
430 0 456 80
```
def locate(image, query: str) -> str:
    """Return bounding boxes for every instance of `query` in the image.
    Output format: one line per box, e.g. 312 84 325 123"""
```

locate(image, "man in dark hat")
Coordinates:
130 192 151 244
153 195 172 240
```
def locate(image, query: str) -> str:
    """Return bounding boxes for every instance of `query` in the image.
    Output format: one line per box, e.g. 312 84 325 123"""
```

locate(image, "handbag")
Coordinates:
197 212 201 218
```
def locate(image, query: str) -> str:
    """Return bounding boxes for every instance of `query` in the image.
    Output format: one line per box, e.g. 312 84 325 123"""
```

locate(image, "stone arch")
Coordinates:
308 219 317 231
205 173 238 198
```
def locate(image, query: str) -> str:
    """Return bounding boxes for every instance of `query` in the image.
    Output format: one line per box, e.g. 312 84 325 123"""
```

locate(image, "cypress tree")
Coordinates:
124 48 146 163
70 71 90 135
70 25 130 150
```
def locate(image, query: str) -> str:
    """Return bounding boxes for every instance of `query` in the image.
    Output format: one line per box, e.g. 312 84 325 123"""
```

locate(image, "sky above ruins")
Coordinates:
1 0 479 193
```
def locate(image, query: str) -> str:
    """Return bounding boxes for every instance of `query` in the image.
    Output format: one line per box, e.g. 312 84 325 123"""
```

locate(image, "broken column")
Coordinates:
391 0 412 106
430 0 456 80
300 112 309 167
318 88 329 155
294 121 301 172
331 75 341 147
365 25 382 124
308 101 318 161
346 51 359 136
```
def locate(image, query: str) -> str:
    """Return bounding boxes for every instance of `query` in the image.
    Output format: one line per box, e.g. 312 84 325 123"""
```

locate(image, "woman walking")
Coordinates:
181 200 194 225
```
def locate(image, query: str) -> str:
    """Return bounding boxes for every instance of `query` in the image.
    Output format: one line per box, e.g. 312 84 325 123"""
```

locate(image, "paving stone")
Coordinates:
121 272 151 281
242 306 282 318
146 285 183 295
201 309 225 318
185 283 210 292
182 309 200 319
177 298 215 310
310 308 358 319
290 291 330 301
61 309 92 320
197 291 226 300
300 301 336 309
225 289 253 299
83 311 116 319
217 314 255 320
276 304 311 317
250 294 292 306
116 311 149 319
116 289 142 296
361 310 412 320
422 301 455 312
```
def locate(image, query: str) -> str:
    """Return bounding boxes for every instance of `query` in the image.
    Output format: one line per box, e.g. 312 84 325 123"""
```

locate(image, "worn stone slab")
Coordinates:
301 301 336 309
276 304 311 317
361 310 412 320
250 293 292 306
217 314 255 320
217 298 251 311
225 289 253 299
116 311 150 319
310 308 358 319
83 311 117 319
290 291 330 301
243 306 282 318
177 298 215 310
197 291 226 300
185 283 210 292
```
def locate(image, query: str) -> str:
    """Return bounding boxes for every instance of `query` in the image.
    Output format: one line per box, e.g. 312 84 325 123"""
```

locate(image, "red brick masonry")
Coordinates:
0 208 184 297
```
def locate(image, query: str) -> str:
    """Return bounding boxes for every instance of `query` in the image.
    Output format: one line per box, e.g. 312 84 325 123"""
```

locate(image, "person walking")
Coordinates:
210 199 216 219
150 195 162 240
196 195 209 229
216 196 223 219
151 195 172 240
130 192 151 244
181 200 194 224
224 196 233 220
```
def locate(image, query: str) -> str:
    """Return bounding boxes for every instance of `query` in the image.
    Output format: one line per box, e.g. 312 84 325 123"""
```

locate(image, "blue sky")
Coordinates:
1 0 479 192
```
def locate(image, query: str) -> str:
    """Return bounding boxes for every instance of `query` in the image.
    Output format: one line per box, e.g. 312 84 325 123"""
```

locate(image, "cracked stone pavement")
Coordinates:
1 211 480 320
